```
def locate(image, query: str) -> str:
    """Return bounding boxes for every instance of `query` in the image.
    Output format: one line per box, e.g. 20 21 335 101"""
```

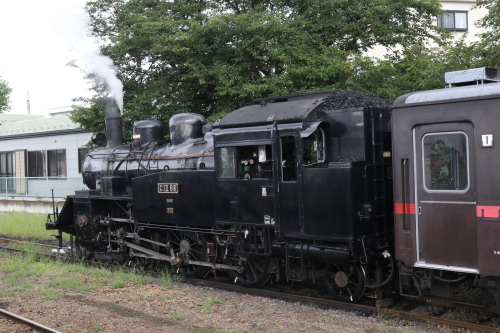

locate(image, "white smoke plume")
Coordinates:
74 37 124 114
61 1 124 114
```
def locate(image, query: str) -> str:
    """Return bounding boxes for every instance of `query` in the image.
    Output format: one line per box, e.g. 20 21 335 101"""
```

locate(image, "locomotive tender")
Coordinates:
48 67 500 308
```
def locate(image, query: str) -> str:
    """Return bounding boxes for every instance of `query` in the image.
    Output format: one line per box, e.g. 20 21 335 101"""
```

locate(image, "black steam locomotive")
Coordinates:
48 67 500 309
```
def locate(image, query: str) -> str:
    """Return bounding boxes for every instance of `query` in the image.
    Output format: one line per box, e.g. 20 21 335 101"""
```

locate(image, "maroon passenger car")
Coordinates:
392 67 500 306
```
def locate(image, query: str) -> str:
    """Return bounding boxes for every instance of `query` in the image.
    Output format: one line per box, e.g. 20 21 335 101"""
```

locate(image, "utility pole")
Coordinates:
26 91 30 115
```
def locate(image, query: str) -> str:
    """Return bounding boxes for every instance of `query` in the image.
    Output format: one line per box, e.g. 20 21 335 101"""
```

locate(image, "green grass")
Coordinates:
169 310 185 321
159 273 180 289
0 252 175 299
110 280 127 289
0 211 69 240
203 296 224 313
9 242 50 253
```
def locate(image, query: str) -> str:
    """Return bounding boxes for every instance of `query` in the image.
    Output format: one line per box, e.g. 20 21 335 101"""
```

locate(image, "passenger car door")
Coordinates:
413 122 478 272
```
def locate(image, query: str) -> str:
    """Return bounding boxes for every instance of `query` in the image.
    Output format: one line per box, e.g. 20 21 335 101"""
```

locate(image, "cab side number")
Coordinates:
158 183 179 193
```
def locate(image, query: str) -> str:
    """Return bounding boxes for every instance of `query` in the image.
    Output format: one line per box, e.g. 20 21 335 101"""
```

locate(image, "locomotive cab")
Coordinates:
211 91 394 299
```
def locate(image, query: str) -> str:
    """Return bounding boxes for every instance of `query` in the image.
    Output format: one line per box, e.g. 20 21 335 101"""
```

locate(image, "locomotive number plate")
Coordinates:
158 183 179 194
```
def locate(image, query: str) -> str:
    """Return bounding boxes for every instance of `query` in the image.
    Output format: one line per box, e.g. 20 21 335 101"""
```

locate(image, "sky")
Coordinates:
0 1 109 116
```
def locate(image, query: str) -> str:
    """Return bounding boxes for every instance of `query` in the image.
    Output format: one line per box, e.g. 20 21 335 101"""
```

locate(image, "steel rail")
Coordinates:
397 294 487 313
0 237 61 249
0 308 62 333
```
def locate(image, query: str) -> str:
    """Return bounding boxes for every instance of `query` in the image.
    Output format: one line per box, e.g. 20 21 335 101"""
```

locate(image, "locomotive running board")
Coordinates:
124 241 240 271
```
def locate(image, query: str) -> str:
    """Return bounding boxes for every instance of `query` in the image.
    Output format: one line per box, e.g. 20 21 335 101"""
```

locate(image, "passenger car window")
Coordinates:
302 128 326 165
423 132 468 191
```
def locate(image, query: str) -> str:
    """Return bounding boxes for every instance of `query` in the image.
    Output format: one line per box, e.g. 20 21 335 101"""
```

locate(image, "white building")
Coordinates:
367 0 488 58
0 113 92 199
439 0 488 43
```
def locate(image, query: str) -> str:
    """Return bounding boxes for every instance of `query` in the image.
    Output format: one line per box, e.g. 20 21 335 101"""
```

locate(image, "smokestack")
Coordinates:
104 100 123 148
105 116 123 148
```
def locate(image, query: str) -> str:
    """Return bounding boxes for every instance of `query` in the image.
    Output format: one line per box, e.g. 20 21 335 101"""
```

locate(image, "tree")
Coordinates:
345 35 491 100
77 0 445 133
0 77 12 113
473 0 500 67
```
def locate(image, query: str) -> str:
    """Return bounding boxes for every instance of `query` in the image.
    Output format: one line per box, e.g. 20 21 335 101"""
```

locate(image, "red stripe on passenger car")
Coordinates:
394 203 415 215
476 205 500 218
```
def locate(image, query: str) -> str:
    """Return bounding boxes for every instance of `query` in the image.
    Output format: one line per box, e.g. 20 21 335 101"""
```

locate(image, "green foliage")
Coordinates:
78 0 446 134
473 0 500 68
0 77 12 113
0 211 70 241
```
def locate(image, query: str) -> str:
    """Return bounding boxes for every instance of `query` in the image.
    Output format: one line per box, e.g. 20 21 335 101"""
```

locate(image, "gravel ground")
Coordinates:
0 275 464 333
0 238 479 333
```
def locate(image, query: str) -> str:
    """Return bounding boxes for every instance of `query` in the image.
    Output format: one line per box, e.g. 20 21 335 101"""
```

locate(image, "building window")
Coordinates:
437 11 468 31
0 152 14 177
0 152 15 192
78 148 89 173
28 151 46 177
47 149 67 177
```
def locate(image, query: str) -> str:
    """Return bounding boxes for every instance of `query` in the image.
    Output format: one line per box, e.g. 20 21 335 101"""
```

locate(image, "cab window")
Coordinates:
281 136 296 181
302 128 326 165
218 145 273 180
219 147 236 178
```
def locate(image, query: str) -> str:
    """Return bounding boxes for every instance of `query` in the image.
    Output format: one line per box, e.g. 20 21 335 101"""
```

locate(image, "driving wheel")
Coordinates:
324 263 366 302
167 231 210 278
227 255 273 288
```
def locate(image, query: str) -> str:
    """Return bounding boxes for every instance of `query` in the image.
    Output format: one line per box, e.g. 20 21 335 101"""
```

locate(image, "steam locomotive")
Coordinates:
47 67 500 309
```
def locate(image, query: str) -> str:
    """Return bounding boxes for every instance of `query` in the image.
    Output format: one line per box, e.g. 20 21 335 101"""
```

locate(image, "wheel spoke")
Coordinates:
248 262 259 281
249 258 265 272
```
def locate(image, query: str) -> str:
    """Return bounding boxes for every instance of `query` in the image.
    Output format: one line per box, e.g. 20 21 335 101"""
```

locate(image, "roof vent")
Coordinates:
445 67 499 88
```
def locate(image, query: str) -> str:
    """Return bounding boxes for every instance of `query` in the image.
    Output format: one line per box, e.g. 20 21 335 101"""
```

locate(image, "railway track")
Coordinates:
0 308 62 333
1 237 499 332
0 237 63 250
